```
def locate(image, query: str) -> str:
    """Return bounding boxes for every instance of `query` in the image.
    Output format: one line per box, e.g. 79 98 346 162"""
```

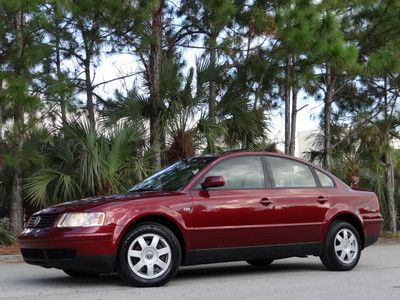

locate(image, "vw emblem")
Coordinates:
33 216 41 227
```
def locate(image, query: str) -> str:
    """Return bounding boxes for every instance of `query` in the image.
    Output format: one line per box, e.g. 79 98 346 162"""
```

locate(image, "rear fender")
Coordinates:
322 205 365 245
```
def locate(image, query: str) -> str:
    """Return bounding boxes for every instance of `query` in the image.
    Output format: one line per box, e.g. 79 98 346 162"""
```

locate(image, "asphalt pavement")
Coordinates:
0 242 399 300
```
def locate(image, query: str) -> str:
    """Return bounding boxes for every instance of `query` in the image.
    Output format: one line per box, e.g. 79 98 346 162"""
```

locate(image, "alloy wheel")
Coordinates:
127 233 172 279
334 228 359 264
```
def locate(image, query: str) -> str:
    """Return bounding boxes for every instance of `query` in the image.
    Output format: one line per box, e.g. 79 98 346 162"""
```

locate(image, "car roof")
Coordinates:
195 150 328 173
194 150 298 160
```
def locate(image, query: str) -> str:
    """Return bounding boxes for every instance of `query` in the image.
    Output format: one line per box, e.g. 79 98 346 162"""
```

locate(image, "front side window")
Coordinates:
315 169 335 187
267 157 316 188
199 156 265 190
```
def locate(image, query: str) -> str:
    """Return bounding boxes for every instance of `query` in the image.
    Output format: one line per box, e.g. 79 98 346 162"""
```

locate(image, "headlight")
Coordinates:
57 212 105 228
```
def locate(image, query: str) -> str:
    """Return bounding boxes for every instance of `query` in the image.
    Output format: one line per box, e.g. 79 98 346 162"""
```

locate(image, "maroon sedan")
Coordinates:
20 151 383 287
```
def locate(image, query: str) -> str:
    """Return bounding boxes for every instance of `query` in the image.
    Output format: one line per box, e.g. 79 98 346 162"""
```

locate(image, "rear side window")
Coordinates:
267 157 316 188
315 169 335 187
200 156 265 189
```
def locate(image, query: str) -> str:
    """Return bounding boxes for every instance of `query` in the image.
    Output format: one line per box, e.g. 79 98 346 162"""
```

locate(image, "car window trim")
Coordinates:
260 156 273 189
313 167 337 188
192 155 268 191
262 155 275 188
309 166 322 188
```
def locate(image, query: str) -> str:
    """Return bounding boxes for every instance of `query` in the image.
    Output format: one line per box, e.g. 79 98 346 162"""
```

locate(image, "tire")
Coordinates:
63 270 99 278
246 258 274 267
320 221 361 271
117 222 181 287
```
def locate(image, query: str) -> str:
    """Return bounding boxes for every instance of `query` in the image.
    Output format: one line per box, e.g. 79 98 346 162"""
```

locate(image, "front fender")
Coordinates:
112 204 191 254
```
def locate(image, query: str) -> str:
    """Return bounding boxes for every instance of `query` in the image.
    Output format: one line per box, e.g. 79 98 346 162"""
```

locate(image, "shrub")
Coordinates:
0 218 15 246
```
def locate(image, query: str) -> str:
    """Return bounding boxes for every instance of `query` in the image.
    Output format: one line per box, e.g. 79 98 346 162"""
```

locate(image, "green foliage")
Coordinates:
24 121 151 208
0 219 15 246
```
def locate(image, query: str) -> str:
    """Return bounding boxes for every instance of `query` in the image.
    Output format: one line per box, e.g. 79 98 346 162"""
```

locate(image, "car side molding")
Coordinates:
183 242 322 266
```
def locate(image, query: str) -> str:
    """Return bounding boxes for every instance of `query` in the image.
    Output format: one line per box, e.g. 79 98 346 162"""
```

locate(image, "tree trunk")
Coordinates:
323 65 335 171
79 19 96 130
0 78 3 141
53 2 67 128
242 135 248 150
383 76 397 233
207 34 217 152
10 10 25 235
149 1 163 169
284 58 291 155
289 86 298 156
385 152 397 233
84 58 95 129
55 33 67 128
10 135 24 235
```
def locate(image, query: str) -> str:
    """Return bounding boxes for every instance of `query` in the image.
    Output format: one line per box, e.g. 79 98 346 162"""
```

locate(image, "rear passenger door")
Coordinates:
266 156 330 245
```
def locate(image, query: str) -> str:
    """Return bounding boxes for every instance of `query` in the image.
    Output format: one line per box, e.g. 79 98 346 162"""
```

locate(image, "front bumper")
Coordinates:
19 225 119 273
20 248 115 273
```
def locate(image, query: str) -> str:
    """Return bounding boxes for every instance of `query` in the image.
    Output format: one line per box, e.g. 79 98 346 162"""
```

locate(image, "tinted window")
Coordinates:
315 169 335 187
267 157 316 188
201 156 265 189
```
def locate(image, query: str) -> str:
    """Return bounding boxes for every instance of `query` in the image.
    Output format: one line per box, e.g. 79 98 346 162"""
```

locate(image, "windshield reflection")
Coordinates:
130 156 215 192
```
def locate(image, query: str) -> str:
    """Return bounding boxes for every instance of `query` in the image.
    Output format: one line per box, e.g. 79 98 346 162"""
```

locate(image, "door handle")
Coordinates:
317 196 328 204
260 198 274 206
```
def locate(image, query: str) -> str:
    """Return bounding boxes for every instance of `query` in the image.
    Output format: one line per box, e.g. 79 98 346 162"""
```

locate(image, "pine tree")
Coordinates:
40 2 76 129
273 0 318 156
0 0 49 234
106 0 175 168
178 0 236 152
310 1 359 170
353 0 400 232
58 0 111 130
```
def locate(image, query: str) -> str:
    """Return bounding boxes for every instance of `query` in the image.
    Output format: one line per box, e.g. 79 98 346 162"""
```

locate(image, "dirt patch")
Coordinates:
0 244 20 255
380 231 400 240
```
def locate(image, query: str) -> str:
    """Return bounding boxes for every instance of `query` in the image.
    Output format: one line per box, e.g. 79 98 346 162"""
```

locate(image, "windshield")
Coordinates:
130 156 216 192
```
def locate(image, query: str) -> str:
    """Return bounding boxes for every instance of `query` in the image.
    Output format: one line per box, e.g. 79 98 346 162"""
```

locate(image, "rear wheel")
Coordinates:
246 258 274 267
63 270 99 278
320 221 361 271
117 223 181 287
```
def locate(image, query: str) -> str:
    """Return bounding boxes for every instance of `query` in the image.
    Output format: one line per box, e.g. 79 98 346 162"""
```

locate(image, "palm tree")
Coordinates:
305 120 400 231
25 121 151 209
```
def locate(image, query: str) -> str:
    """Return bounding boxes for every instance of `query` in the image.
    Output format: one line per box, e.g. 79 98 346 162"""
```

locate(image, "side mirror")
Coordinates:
202 176 225 189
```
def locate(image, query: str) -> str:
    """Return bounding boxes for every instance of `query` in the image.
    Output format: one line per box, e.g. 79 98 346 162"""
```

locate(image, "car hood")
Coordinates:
34 191 184 215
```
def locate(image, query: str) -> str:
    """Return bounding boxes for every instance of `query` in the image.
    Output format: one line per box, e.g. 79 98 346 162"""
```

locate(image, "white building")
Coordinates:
296 129 321 158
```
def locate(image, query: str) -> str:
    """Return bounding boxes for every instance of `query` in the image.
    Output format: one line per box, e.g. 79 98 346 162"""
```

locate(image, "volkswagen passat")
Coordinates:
20 152 383 287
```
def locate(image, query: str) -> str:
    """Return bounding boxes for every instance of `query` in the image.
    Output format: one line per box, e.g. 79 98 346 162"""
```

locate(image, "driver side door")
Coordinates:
189 155 275 254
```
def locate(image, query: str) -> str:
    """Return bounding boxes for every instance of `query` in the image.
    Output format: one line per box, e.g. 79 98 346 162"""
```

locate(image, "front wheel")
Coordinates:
117 223 181 287
320 221 361 271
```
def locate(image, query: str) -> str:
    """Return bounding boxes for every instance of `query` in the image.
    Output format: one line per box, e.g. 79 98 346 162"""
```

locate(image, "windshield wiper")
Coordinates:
130 188 157 192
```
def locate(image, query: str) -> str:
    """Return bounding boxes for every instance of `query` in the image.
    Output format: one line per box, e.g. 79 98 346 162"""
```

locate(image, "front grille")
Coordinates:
26 214 58 228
